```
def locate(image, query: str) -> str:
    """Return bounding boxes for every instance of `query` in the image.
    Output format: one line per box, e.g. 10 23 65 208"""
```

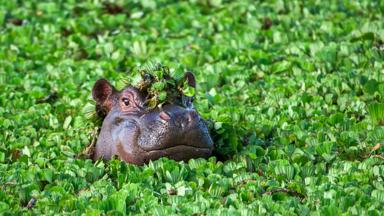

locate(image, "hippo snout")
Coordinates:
137 105 213 152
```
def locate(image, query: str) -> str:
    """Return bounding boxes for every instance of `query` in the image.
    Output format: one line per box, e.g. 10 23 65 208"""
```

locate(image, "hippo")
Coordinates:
91 72 213 165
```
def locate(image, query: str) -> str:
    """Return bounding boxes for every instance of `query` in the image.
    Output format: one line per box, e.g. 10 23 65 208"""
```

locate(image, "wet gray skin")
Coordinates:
92 73 213 165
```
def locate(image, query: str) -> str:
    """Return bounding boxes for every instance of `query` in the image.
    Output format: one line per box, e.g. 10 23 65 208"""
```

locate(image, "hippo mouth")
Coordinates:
143 145 213 162
142 144 212 152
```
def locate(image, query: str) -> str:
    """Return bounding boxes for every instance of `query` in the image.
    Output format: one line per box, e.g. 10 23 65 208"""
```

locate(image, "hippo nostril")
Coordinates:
160 111 171 122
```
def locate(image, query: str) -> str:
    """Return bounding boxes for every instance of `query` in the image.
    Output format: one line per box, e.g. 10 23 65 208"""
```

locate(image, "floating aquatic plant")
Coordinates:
120 62 196 109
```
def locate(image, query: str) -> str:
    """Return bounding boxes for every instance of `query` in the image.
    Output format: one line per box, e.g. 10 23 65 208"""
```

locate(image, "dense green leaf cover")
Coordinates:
1 0 384 215
119 63 197 109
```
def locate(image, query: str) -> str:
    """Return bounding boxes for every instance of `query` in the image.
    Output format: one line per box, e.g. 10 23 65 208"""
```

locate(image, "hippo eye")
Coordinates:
122 98 130 106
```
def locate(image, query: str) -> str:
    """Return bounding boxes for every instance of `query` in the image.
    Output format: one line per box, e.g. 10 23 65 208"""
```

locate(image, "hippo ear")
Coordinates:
92 79 114 104
184 72 196 88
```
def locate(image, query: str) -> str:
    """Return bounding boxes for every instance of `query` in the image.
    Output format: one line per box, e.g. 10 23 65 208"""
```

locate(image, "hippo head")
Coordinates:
92 73 213 165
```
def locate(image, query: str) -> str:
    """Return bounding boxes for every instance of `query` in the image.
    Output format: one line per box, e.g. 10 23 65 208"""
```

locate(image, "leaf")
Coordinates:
351 32 376 42
316 142 334 156
363 79 379 95
271 61 291 73
41 169 53 182
368 103 384 125
0 152 4 163
372 190 384 202
63 116 72 129
182 85 195 97
274 161 295 181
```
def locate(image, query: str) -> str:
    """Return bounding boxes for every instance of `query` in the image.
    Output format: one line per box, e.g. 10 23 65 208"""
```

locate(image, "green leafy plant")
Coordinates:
1 0 384 215
124 62 196 109
368 103 384 125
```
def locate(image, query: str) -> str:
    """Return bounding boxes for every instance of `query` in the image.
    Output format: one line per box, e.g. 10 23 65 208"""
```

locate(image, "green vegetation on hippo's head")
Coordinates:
119 62 196 109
